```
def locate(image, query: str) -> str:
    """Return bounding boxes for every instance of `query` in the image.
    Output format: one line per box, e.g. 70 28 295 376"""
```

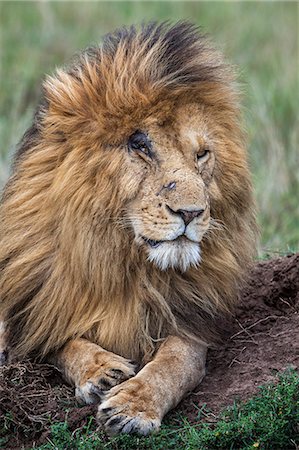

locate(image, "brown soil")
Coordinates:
179 253 299 421
1 254 298 449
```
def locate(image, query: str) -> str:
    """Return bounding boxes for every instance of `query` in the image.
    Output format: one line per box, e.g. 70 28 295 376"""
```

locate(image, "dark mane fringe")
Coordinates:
100 21 223 85
13 101 48 164
0 21 257 362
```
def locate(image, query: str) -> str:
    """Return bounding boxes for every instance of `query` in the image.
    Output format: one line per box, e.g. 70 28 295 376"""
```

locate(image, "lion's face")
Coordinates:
121 103 215 271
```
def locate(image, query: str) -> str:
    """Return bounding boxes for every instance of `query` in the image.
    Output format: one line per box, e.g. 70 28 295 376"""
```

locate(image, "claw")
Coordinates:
89 383 105 397
74 356 137 405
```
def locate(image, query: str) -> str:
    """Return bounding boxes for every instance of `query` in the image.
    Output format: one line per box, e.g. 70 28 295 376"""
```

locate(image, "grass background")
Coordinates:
0 1 298 253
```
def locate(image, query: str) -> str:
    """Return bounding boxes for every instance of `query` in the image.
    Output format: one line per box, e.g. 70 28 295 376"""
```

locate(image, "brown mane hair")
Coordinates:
0 22 257 363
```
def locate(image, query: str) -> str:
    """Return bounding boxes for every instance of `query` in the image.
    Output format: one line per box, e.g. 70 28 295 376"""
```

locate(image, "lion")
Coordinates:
0 22 257 435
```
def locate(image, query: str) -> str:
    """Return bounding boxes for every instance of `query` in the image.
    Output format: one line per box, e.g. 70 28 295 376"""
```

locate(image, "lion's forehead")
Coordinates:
139 105 213 164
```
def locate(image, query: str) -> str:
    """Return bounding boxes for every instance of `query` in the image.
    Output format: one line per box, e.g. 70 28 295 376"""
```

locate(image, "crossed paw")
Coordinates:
75 353 136 405
76 357 161 435
97 377 161 435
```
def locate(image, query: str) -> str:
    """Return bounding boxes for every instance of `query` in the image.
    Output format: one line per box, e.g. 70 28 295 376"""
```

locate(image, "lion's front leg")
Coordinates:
52 338 136 405
97 336 207 435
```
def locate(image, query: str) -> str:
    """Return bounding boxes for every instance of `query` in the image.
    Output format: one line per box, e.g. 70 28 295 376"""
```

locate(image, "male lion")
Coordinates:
0 22 256 435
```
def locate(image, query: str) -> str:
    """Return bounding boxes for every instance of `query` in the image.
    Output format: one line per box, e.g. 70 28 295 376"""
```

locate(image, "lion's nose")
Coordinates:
167 206 205 226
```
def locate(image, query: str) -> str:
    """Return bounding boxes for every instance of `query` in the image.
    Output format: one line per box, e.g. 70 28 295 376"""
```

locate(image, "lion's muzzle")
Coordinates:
166 205 205 226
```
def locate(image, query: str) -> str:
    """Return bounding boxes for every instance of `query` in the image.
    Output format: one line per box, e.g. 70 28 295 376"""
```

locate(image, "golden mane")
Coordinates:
0 22 257 363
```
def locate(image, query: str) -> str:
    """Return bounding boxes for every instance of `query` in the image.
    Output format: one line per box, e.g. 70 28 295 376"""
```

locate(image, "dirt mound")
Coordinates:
179 253 299 421
0 362 96 448
1 254 298 449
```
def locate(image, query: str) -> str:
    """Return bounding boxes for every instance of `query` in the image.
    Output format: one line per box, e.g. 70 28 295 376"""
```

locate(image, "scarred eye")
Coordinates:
197 148 210 160
128 131 152 158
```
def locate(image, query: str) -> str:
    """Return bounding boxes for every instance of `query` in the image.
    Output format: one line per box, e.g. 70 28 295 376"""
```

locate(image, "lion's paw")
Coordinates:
75 356 136 405
97 378 161 435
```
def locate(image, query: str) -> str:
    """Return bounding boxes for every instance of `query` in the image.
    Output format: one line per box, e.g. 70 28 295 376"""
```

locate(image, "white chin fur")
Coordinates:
147 239 201 272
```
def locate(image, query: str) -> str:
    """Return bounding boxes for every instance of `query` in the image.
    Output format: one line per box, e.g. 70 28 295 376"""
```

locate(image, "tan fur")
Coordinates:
0 22 257 433
97 336 207 434
53 338 136 405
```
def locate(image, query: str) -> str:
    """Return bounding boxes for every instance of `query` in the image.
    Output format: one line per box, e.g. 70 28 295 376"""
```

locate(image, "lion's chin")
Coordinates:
146 238 201 272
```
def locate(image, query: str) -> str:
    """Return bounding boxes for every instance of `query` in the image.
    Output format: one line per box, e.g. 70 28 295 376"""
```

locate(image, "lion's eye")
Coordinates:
197 148 210 160
128 131 152 158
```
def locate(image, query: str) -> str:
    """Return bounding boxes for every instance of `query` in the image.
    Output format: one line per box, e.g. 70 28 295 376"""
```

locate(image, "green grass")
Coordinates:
31 370 298 450
0 2 298 251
